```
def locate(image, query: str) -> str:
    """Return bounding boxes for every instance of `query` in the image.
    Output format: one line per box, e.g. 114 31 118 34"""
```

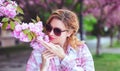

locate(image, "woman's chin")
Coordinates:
50 41 58 44
49 40 55 43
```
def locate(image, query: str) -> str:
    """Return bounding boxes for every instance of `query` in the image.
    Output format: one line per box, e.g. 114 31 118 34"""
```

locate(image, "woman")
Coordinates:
26 9 95 71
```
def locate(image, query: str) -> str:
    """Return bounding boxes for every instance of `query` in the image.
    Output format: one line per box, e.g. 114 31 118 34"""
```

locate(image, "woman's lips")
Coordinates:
49 36 55 41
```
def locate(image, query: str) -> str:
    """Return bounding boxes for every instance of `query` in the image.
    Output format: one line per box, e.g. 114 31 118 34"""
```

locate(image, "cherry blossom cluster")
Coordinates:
0 0 17 18
13 21 49 50
0 0 49 50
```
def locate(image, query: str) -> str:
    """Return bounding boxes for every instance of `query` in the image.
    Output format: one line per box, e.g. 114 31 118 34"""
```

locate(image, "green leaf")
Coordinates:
17 6 24 14
31 19 37 23
36 16 40 22
13 17 21 23
2 22 8 30
23 29 31 34
30 32 36 39
10 21 15 30
27 33 32 41
2 18 9 23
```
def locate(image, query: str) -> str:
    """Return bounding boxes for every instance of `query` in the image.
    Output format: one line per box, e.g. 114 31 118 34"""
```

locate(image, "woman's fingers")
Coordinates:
39 39 65 59
38 39 52 50
40 40 58 53
42 50 55 59
41 50 55 69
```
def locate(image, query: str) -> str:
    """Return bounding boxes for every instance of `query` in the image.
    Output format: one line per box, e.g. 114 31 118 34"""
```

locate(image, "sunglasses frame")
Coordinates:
45 24 68 36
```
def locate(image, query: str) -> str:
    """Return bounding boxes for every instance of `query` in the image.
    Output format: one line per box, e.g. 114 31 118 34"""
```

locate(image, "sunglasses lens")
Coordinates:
54 28 61 36
46 24 52 32
45 24 62 36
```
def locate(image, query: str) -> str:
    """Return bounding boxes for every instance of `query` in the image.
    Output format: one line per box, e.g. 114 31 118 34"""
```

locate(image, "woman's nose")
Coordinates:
49 29 54 35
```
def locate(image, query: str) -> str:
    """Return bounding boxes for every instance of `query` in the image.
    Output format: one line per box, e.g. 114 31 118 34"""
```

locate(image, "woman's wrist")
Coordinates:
40 63 48 71
40 69 46 71
60 54 66 60
40 66 47 71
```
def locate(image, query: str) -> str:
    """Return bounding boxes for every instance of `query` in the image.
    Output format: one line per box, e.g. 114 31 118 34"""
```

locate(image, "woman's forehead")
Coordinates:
50 18 66 29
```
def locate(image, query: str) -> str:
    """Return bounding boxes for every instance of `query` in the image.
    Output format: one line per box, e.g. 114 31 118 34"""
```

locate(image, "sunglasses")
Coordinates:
45 24 68 36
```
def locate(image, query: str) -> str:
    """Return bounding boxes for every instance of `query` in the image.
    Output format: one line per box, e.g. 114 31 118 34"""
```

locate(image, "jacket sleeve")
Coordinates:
60 44 95 71
26 50 42 71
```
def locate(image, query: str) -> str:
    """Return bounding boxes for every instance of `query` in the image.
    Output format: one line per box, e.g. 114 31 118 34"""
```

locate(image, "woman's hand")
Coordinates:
38 39 66 60
40 50 55 71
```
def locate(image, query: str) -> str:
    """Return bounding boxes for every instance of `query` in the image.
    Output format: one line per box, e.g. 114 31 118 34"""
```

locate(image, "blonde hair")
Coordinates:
46 9 83 50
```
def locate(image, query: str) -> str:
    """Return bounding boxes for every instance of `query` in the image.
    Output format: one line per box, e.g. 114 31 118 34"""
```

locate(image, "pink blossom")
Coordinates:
37 36 44 41
35 21 43 31
12 21 49 49
37 32 45 37
4 4 17 18
44 35 49 42
15 24 22 31
19 32 30 42
0 0 17 18
0 0 49 50
36 21 43 28
21 23 29 30
13 30 20 38
0 23 2 27
13 21 49 40
30 42 40 50
0 7 4 16
30 41 45 51
29 22 35 31
20 36 30 42
0 0 4 5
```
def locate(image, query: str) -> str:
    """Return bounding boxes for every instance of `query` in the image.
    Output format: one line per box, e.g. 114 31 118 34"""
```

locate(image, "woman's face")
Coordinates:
46 18 71 47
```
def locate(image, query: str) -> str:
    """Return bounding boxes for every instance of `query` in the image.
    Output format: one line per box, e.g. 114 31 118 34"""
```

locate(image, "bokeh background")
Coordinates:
0 0 120 71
